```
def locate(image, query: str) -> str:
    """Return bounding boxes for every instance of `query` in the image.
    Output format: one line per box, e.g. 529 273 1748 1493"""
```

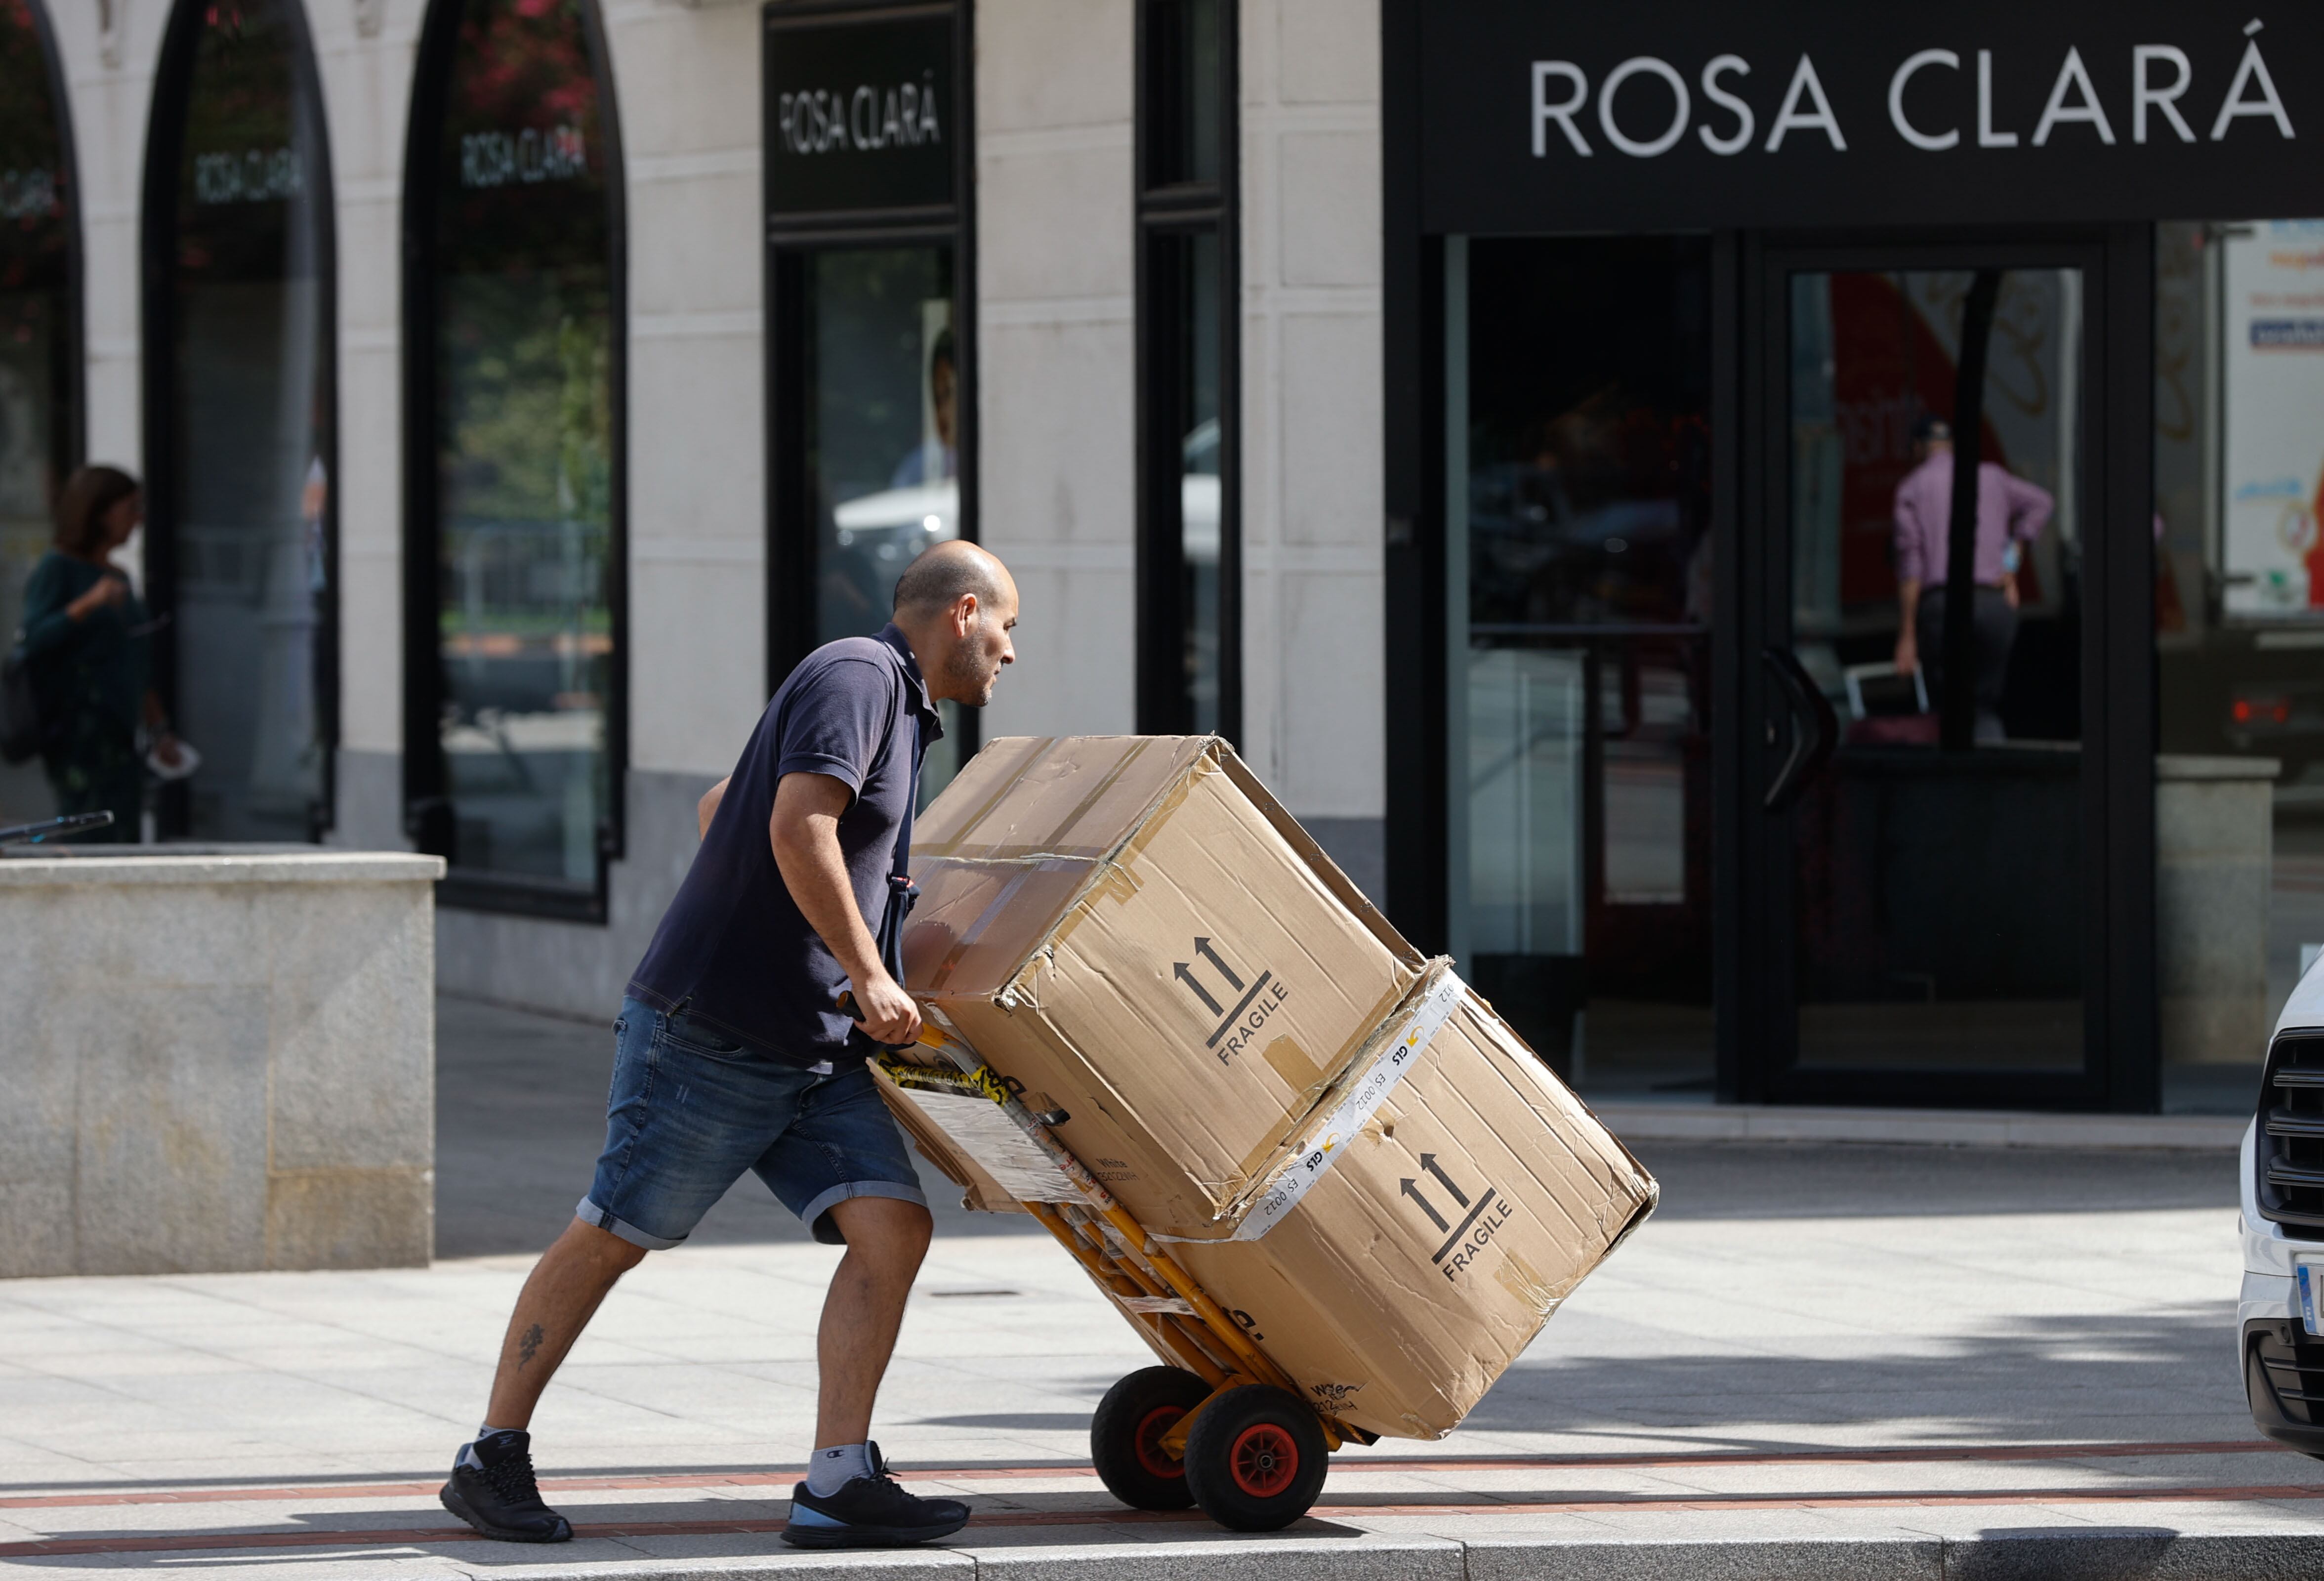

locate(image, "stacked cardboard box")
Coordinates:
879 736 1657 1440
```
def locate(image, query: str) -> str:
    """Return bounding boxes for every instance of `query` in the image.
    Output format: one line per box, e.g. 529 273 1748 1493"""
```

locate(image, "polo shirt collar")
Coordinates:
876 622 944 738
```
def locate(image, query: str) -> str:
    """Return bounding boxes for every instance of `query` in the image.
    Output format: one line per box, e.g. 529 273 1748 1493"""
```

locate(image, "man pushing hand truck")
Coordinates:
438 541 1019 1552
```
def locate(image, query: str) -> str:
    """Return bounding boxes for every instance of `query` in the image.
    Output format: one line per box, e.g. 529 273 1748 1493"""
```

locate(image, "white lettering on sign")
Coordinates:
2032 46 2116 146
1698 55 1753 155
1889 49 1960 151
460 124 588 190
194 147 301 205
1764 55 1846 150
1529 31 2297 161
1979 49 2018 147
2133 45 2196 144
0 167 56 222
2212 30 2295 142
778 72 941 156
1599 56 1690 158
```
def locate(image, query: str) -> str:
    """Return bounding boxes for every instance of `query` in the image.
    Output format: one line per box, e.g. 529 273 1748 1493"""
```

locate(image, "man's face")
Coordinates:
941 584 1018 707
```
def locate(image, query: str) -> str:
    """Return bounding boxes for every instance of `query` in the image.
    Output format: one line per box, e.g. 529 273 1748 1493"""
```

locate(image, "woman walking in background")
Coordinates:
18 466 181 841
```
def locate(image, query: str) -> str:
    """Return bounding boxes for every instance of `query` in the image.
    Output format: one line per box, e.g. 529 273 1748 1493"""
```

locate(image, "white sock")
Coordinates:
457 1423 514 1470
805 1443 872 1497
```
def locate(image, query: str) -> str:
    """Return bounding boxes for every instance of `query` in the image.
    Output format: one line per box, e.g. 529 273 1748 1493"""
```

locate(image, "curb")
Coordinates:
1590 1102 2247 1151
331 1529 2324 1581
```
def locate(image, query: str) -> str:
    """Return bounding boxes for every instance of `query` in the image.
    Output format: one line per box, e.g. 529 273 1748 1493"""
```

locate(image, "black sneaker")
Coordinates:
781 1442 970 1549
439 1428 573 1543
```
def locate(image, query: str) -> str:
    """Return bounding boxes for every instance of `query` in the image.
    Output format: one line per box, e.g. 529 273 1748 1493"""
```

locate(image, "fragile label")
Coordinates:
1213 965 1465 1242
1171 935 1291 1065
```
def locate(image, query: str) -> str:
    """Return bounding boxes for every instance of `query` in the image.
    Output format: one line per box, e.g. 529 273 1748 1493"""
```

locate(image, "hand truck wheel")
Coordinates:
1090 1366 1209 1510
1182 1382 1329 1531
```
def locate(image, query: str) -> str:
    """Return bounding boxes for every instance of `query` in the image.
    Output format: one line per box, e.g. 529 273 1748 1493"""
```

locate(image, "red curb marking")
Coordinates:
0 1440 2297 1512
7 1483 2324 1560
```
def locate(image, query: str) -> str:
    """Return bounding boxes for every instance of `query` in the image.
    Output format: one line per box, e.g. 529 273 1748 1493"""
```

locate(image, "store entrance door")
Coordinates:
1734 233 2154 1109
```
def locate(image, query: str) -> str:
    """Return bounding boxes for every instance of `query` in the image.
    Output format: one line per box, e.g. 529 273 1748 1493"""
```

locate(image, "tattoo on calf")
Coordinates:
518 1323 545 1368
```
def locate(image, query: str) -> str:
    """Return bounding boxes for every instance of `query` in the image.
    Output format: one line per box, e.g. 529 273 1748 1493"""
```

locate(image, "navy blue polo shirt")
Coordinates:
626 624 941 1068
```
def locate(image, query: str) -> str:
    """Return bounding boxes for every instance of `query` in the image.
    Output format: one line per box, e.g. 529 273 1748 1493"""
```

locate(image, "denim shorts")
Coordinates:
577 998 925 1249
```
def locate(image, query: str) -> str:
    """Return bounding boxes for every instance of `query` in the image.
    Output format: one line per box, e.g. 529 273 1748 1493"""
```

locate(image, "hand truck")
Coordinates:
844 994 1366 1531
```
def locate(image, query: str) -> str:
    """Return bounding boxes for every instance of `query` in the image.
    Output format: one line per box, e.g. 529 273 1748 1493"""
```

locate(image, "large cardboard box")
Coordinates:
1165 966 1657 1439
899 736 1423 1239
885 736 1657 1440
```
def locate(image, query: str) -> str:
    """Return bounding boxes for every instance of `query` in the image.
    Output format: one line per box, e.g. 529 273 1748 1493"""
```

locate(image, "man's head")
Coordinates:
891 540 1018 707
1910 414 1953 462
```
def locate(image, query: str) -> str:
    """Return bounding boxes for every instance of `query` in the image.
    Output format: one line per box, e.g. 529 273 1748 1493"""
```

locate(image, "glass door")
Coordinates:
1749 239 2129 1108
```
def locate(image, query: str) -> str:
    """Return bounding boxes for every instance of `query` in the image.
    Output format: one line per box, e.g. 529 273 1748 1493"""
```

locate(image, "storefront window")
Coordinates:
1447 235 1712 1091
1785 267 2086 1075
0 0 72 829
1137 0 1235 738
2156 219 2324 1111
413 0 620 905
150 0 333 842
806 245 961 801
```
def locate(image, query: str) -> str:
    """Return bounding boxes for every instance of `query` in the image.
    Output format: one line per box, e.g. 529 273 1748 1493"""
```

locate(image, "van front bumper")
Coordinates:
2243 1290 2324 1458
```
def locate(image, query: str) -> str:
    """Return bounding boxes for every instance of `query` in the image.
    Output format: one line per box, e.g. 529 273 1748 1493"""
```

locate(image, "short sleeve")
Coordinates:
770 656 894 798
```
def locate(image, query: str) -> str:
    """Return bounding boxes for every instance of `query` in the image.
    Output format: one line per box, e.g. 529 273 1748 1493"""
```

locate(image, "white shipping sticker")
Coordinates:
1220 965 1466 1242
898 1085 1084 1204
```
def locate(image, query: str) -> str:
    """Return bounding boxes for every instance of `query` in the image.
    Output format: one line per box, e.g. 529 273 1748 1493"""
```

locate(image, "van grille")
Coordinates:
2258 1034 2324 1239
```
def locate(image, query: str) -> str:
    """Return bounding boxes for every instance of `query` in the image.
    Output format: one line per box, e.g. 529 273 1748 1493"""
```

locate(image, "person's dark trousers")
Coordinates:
41 712 142 841
1917 583 2018 744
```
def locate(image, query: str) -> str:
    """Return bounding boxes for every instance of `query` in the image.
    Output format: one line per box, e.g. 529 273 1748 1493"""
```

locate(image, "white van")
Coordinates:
2241 962 2324 1455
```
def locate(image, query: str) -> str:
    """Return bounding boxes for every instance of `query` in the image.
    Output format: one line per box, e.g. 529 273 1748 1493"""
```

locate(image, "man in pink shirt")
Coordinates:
1891 416 2053 742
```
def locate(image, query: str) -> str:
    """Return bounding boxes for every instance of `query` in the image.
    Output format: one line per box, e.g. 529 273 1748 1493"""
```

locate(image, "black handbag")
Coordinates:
0 638 42 765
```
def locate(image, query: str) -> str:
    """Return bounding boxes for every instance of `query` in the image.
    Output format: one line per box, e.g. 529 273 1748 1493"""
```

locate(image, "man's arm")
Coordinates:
768 770 921 1046
1893 484 1925 675
697 777 729 839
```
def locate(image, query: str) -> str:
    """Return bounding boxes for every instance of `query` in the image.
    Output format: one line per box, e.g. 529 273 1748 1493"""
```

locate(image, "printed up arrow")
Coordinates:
1192 936 1245 990
1173 961 1224 1016
1419 1153 1470 1207
1399 1177 1451 1232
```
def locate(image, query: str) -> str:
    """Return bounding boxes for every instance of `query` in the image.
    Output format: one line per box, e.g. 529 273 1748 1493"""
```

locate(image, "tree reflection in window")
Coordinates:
160 0 332 840
431 0 615 891
0 0 73 825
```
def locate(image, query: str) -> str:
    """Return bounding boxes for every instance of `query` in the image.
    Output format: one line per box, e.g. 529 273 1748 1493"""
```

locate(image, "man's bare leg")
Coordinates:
813 1196 934 1448
484 1218 647 1429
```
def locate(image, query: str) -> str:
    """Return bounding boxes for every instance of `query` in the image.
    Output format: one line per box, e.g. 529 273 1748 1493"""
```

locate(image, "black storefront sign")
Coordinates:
763 6 952 216
1422 0 2322 232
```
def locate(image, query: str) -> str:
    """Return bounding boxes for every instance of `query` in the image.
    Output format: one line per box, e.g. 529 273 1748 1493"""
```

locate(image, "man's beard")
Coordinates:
942 633 994 706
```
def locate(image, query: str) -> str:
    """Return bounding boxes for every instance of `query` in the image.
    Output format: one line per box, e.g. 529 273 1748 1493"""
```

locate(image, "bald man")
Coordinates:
440 541 1018 1552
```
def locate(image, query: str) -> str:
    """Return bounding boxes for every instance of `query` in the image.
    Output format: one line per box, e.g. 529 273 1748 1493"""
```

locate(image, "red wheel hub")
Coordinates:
1133 1405 1187 1480
1228 1422 1299 1498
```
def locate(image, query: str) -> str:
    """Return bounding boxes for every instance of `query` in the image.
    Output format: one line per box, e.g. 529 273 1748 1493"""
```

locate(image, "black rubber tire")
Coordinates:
1090 1366 1210 1510
1182 1383 1330 1532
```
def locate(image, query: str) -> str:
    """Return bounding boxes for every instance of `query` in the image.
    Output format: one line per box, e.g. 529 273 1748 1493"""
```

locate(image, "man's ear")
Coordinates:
954 593 979 637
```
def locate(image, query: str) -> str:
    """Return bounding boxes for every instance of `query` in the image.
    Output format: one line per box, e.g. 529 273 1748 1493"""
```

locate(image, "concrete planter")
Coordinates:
0 848 445 1278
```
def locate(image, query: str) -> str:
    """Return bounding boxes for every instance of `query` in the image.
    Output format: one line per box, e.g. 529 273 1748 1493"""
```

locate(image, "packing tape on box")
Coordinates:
1156 963 1467 1244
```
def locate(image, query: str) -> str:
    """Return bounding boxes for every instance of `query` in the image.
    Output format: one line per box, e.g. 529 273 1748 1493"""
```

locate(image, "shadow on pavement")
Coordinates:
1463 1305 2241 1444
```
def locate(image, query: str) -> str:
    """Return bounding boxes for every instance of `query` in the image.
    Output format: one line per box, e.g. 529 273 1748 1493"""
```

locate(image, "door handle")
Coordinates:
1761 646 1838 812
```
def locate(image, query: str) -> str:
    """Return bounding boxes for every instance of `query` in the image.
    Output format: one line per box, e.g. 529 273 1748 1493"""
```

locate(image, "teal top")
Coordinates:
18 551 151 737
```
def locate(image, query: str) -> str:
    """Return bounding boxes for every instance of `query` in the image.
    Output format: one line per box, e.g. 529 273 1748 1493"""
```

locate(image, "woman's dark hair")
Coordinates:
53 465 140 557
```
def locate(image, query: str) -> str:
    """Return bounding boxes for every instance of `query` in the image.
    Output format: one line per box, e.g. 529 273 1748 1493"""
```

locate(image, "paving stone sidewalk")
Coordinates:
0 996 2312 1579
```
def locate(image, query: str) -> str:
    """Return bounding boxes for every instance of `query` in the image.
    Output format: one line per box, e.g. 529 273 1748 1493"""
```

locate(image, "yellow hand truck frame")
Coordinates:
857 1001 1368 1531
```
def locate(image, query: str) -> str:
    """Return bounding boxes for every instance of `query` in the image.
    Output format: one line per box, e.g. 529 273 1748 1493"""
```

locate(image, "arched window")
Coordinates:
403 0 624 918
0 0 80 824
142 0 336 841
